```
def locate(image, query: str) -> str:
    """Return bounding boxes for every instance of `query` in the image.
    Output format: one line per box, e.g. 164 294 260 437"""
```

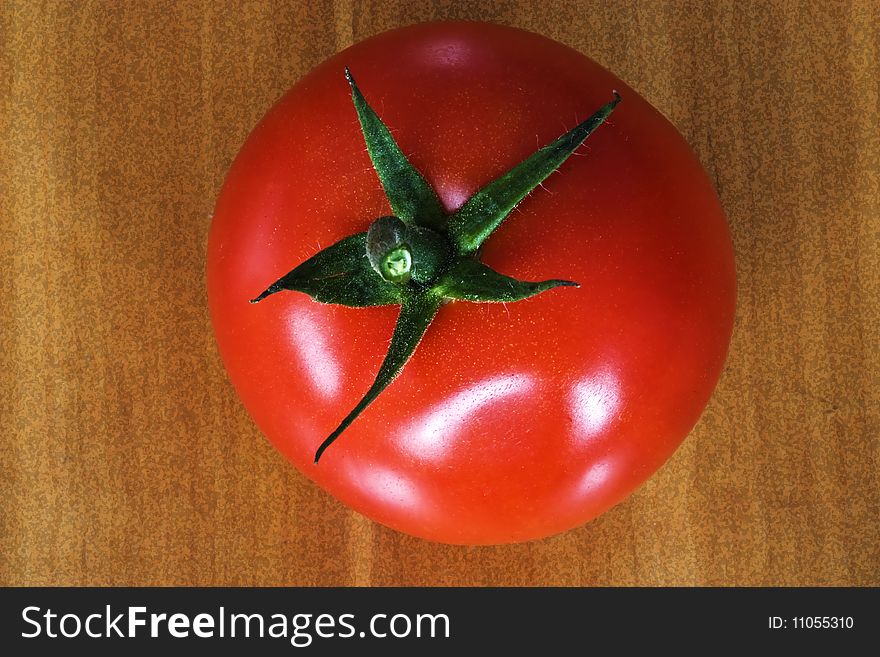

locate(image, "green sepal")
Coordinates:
249 233 401 307
346 68 445 229
435 258 578 302
314 291 442 462
445 92 621 254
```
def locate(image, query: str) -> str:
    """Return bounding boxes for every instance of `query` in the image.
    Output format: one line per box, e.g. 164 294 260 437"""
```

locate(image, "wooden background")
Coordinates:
1 0 877 586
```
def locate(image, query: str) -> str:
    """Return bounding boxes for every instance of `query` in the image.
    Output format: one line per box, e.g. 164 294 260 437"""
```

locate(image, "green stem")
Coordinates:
366 215 412 283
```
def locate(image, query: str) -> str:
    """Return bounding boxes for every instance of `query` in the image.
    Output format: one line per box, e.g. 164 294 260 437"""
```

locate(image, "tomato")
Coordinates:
207 21 736 544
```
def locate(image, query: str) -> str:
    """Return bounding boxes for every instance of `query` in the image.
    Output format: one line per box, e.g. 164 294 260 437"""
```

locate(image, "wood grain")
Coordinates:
1 0 877 586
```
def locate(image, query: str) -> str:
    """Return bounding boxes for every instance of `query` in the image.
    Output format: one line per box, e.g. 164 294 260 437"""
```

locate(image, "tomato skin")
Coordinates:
208 22 736 544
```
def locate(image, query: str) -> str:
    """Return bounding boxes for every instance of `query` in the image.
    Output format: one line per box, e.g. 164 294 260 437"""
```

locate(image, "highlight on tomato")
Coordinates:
207 21 736 544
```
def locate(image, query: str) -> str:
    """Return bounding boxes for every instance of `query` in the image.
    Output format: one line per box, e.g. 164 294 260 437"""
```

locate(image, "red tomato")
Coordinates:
207 21 735 544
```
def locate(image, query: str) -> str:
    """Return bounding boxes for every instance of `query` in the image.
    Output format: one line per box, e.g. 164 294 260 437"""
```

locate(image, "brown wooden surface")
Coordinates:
1 0 878 586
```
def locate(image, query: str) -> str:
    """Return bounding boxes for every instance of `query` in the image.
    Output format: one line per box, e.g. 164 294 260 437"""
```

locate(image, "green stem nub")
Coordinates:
365 215 452 285
382 247 412 281
367 216 412 283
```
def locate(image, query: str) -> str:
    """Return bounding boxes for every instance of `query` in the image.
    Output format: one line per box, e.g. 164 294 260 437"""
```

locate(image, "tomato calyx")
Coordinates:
250 68 620 463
